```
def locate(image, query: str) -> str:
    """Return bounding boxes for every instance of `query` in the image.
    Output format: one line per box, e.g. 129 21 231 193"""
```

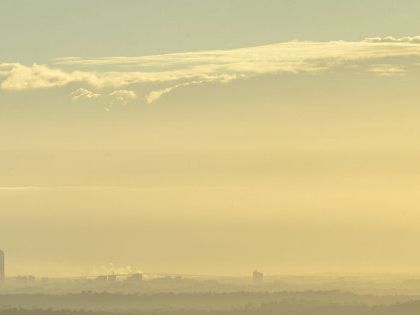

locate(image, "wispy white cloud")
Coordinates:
368 64 406 76
69 88 137 110
145 80 208 104
2 37 420 102
109 89 136 103
146 86 176 104
0 63 73 90
71 88 101 100
106 90 137 111
363 35 420 44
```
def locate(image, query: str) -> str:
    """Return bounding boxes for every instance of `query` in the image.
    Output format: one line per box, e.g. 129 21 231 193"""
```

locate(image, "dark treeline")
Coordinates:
0 290 415 310
4 300 420 315
2 291 420 315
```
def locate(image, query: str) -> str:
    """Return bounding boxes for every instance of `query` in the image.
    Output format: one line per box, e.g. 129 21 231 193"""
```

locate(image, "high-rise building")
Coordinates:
252 270 263 283
0 250 4 282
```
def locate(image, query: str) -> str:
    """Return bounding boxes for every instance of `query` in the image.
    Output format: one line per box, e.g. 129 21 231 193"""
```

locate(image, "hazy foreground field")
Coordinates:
3 276 420 315
2 291 420 315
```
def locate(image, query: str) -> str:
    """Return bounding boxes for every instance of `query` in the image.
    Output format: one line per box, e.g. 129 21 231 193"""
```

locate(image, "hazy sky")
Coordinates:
2 0 420 277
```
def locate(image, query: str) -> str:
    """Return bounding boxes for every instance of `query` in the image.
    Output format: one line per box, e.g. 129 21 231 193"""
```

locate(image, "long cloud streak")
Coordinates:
1 36 420 102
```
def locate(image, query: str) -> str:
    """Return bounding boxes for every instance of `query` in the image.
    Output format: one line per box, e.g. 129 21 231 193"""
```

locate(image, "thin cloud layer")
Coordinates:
1 36 420 102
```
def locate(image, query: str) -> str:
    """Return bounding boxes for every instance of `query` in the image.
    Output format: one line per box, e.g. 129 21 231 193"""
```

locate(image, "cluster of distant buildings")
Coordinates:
93 273 143 283
0 250 264 285
0 250 144 285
